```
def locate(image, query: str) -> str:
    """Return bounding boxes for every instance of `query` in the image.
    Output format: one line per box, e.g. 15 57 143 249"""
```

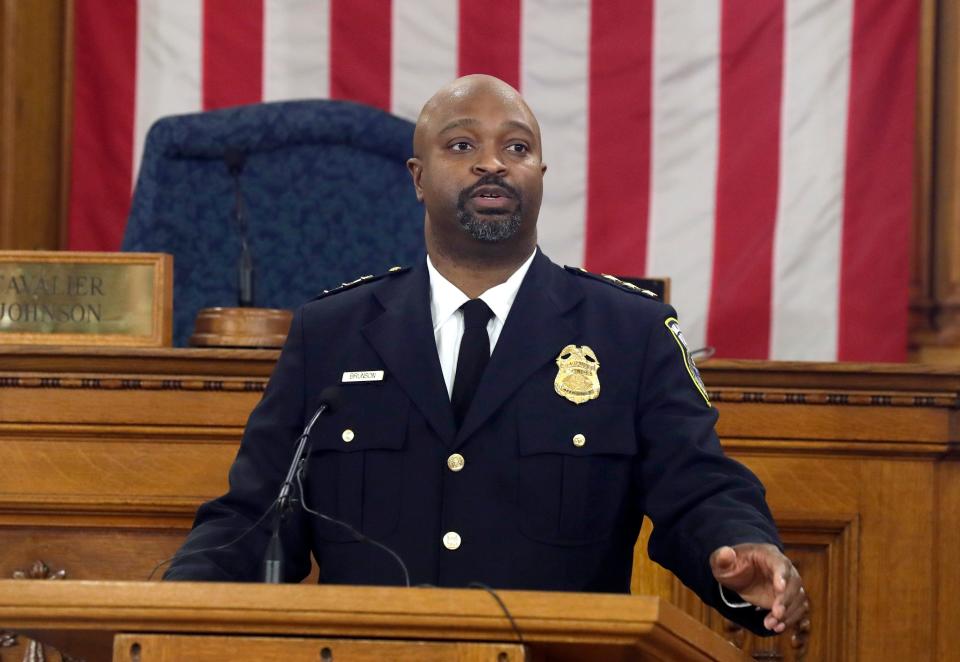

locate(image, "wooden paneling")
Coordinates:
0 0 70 250
634 360 957 660
935 459 960 660
0 582 750 662
912 0 937 338
0 350 958 660
913 0 960 360
114 634 528 662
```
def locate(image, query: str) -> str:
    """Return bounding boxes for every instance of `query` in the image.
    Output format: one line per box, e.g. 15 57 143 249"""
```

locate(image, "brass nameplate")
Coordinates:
0 251 173 347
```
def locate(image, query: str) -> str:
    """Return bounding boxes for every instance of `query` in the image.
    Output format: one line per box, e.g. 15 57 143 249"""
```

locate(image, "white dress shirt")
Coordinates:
427 250 537 399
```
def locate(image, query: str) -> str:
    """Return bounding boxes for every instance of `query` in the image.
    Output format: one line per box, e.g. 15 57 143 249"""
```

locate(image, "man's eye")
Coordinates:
450 142 472 152
506 143 528 154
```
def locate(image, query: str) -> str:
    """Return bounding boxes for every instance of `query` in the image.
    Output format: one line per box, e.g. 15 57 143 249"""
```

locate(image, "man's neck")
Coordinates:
427 243 535 299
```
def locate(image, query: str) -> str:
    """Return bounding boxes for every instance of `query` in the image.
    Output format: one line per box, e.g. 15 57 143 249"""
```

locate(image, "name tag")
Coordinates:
342 370 384 383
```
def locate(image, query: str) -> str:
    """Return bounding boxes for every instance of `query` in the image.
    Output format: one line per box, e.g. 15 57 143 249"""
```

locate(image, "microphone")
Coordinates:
224 148 255 307
263 386 342 583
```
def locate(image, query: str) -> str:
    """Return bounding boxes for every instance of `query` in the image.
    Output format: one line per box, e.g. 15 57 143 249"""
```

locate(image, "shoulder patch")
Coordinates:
664 317 711 407
564 266 659 299
311 266 409 301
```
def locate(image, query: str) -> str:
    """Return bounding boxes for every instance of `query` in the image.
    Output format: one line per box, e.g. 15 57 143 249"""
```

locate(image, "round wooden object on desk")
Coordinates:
190 307 293 348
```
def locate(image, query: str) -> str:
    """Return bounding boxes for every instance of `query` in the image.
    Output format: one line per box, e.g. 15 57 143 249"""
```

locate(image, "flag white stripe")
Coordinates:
263 0 330 102
391 0 458 123
770 0 853 360
133 0 203 186
646 1 721 350
115 1 889 361
521 0 591 268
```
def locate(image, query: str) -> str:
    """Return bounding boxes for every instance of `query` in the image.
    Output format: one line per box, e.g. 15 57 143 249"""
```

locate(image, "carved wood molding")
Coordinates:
0 375 266 392
709 388 957 409
0 375 957 406
722 438 956 459
670 514 858 662
0 346 278 376
0 422 243 443
0 494 200 527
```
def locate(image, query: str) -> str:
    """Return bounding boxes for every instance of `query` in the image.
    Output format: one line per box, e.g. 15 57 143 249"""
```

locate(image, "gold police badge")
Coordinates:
554 344 600 404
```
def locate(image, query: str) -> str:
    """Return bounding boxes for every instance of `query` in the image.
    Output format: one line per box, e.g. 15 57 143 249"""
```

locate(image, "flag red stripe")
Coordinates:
330 0 392 110
706 0 784 358
202 0 264 110
583 0 653 276
67 0 138 250
838 0 918 361
457 0 521 90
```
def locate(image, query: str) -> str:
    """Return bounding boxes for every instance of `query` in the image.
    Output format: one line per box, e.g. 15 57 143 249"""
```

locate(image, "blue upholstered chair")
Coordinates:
122 100 425 346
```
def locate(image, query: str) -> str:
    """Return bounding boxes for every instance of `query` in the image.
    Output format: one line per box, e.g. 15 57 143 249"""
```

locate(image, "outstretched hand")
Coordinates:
710 543 809 634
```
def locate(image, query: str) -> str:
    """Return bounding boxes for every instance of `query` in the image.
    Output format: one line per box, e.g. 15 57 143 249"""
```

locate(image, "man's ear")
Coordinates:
541 162 548 176
407 157 424 202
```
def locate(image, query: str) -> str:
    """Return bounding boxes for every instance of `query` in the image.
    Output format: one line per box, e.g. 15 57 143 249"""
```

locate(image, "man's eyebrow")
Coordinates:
502 119 534 135
439 118 478 133
437 118 535 135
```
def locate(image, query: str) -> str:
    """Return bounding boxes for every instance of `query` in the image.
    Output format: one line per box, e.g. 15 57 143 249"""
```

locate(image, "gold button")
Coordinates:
572 433 586 447
442 531 461 550
447 453 465 472
342 429 355 443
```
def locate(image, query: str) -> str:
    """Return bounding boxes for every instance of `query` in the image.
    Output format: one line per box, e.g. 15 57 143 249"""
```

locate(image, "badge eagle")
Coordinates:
554 344 600 404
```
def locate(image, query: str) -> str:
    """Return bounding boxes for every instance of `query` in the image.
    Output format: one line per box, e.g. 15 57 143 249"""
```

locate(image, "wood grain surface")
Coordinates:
0 348 957 661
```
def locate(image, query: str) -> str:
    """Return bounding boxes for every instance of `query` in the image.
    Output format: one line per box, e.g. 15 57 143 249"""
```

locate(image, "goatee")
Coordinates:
456 176 523 242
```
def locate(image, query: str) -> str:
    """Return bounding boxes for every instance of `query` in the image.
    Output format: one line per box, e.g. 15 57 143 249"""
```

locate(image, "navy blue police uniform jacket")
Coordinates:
165 249 782 634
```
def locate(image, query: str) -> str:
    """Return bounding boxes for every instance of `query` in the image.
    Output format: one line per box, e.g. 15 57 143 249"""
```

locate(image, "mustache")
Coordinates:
459 175 522 202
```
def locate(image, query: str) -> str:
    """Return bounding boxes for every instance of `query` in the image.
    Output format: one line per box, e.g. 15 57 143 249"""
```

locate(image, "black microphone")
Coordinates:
263 386 342 583
224 148 255 307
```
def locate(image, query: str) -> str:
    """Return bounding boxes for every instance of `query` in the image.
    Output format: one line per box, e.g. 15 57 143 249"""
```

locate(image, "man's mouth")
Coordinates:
471 185 512 199
470 185 515 209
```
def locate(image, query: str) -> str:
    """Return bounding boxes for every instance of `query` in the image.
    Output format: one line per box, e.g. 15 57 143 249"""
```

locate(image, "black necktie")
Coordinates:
451 299 493 428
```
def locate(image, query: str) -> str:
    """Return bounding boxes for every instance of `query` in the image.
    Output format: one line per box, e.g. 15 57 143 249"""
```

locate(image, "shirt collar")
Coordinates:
427 248 537 330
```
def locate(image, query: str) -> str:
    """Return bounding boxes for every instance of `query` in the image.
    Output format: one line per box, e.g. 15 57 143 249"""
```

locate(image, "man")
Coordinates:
166 75 809 638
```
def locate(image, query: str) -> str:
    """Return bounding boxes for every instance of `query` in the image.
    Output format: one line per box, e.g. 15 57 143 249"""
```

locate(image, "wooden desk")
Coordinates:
0 581 750 662
0 347 956 661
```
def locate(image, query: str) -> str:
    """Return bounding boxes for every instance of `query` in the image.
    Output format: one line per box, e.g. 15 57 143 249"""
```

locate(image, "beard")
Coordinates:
456 176 523 242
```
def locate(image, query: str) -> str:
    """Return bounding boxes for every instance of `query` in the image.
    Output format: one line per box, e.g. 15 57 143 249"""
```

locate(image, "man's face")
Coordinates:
409 85 546 247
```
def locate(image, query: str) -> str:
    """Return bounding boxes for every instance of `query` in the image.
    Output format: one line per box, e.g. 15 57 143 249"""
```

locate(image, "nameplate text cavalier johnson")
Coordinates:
0 252 173 347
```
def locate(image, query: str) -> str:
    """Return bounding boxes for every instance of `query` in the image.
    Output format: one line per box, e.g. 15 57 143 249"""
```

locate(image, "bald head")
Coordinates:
406 74 547 270
413 75 542 158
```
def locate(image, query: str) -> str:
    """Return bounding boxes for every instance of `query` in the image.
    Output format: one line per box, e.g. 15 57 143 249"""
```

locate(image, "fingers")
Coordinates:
709 546 738 576
768 582 809 633
760 553 804 632
774 564 804 614
782 586 810 627
763 611 780 631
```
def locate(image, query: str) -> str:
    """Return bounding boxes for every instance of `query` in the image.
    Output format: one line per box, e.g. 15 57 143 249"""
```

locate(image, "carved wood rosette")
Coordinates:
8 561 77 662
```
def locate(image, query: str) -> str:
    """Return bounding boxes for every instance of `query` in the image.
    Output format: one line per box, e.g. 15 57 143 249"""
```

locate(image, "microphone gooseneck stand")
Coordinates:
263 387 340 583
224 148 255 308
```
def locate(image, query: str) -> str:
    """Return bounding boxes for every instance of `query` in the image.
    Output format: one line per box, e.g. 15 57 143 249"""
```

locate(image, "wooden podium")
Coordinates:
5 346 960 658
0 580 749 662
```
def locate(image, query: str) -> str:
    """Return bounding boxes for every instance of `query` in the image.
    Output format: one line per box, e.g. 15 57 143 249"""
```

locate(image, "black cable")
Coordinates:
467 581 525 645
296 467 411 588
147 500 277 580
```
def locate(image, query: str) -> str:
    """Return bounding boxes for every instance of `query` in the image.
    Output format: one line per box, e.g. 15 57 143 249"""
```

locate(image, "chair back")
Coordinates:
123 100 424 345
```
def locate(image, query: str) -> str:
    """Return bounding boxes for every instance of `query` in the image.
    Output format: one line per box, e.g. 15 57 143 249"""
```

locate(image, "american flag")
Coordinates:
68 0 918 361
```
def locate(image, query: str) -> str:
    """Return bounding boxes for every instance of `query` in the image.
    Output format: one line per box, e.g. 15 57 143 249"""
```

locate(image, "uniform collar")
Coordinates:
426 248 537 330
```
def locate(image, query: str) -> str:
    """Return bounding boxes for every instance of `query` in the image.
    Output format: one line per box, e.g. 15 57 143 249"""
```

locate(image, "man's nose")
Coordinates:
471 148 507 176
